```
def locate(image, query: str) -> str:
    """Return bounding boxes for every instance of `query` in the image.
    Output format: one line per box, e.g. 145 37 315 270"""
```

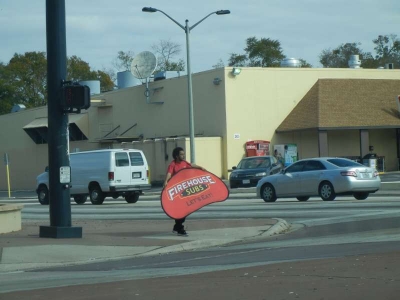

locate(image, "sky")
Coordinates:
0 0 399 74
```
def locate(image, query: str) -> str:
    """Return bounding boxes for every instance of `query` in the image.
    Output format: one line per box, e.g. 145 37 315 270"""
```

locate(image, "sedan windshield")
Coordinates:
237 157 270 169
327 158 363 167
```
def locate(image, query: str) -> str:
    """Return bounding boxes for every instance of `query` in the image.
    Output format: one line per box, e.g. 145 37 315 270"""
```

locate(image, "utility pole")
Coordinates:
39 0 82 238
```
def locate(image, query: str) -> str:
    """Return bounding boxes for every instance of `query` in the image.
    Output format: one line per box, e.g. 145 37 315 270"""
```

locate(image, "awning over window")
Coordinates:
23 114 89 144
23 118 48 129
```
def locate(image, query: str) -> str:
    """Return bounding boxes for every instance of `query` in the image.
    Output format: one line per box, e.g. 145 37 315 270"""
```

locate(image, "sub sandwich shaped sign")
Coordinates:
161 168 229 219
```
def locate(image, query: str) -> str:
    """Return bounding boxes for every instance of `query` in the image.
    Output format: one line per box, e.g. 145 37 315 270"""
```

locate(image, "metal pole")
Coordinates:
142 8 230 162
40 0 81 238
185 20 196 163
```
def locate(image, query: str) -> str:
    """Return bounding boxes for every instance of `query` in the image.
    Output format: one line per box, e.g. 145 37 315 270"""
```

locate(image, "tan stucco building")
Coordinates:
1 67 400 190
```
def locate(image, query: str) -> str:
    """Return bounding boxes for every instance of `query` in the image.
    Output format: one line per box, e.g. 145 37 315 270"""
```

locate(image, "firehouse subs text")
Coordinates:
167 175 216 204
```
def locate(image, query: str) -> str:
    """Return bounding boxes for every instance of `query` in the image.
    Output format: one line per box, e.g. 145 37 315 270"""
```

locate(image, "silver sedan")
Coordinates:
256 157 381 202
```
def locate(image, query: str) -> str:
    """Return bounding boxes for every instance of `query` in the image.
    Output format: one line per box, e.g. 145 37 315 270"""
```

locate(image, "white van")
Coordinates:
36 149 151 205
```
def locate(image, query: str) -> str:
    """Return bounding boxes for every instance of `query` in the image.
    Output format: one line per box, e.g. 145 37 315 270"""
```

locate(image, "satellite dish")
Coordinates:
130 51 157 79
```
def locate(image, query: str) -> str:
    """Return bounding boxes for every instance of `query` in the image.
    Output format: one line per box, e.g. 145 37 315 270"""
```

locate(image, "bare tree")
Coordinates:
152 39 185 72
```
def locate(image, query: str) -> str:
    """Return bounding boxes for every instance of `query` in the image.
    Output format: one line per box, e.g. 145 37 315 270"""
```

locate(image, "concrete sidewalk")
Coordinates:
0 218 290 273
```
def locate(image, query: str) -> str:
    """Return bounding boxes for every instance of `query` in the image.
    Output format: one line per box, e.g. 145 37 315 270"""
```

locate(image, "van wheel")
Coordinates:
125 193 139 203
89 185 105 205
37 185 49 205
73 195 87 205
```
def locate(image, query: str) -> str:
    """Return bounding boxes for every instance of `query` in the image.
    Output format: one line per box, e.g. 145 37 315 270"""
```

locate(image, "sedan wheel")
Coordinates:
261 183 277 202
319 181 336 201
296 196 310 202
354 192 369 200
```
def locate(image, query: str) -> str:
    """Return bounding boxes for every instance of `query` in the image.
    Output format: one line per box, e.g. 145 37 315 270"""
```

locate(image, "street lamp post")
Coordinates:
142 7 230 163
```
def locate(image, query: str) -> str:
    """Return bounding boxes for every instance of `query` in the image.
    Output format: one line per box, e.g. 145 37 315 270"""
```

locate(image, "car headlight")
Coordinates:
255 172 267 177
230 173 238 178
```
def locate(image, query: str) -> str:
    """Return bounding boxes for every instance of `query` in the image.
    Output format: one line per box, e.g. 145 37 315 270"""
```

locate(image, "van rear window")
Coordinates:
115 153 129 167
129 152 144 166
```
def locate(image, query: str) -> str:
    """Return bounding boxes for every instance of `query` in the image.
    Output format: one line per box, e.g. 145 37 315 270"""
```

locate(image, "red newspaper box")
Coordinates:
245 140 270 157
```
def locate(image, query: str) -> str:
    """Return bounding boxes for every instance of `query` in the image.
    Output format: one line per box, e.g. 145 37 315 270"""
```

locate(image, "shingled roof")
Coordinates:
276 79 400 133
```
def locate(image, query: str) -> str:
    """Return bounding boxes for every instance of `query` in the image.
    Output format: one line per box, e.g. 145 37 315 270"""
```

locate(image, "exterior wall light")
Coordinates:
213 77 222 85
232 67 241 76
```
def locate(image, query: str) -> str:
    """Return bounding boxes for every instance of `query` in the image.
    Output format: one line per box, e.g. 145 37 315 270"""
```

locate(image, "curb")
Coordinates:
0 220 291 273
139 218 291 257
260 218 291 236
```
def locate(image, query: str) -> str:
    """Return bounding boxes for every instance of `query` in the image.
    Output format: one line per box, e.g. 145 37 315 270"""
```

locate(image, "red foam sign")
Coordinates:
161 168 229 219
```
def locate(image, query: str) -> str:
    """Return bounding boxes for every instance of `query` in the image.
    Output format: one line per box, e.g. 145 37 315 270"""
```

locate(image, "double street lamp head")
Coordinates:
141 6 230 163
142 7 230 16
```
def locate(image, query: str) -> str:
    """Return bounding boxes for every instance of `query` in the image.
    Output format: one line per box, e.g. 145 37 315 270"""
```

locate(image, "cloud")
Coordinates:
1 0 399 71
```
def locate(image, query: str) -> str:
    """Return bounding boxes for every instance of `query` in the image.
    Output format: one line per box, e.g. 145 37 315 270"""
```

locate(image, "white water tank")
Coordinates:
79 80 100 95
280 58 301 68
348 55 361 68
11 104 26 113
117 71 142 89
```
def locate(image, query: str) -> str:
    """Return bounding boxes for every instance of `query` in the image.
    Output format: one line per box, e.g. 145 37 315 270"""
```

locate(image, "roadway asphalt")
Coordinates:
0 176 399 274
1 182 400 298
1 177 400 199
2 250 400 299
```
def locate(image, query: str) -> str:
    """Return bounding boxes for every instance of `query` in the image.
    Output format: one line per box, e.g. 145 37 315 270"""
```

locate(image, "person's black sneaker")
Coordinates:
177 229 188 236
172 225 179 234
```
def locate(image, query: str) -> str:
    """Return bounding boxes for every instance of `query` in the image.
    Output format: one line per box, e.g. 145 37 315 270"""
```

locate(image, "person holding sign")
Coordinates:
163 147 205 236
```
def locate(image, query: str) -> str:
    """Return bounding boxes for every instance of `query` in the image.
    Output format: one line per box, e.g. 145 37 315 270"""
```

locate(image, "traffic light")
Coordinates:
60 83 90 113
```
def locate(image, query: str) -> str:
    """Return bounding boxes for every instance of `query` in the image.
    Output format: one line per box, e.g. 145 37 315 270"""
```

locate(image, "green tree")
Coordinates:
95 70 115 92
0 51 114 114
373 34 400 68
319 42 374 68
6 51 47 107
228 53 247 67
298 59 313 68
229 37 285 67
228 37 311 68
319 35 400 69
67 55 94 81
67 56 114 92
112 50 135 72
0 62 17 114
